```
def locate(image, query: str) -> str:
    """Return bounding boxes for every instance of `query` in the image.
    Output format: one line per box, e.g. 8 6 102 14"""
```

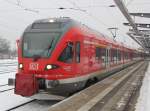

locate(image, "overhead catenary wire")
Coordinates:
34 5 113 10
3 0 39 13
66 0 139 48
66 0 112 28
0 0 144 48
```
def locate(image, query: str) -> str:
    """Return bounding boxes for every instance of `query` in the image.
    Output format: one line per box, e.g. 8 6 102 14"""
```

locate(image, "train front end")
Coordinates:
8 18 83 98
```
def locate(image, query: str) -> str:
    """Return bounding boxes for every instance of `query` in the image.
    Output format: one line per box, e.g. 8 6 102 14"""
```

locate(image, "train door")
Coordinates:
74 35 83 76
74 40 82 75
105 48 110 68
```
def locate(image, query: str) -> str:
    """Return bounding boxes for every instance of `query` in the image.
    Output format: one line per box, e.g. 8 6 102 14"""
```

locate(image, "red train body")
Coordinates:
11 17 143 98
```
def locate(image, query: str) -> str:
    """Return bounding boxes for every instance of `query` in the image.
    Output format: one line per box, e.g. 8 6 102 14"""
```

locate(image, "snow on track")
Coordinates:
0 90 32 111
0 59 17 64
11 100 58 111
0 59 58 111
135 62 150 111
0 85 14 93
0 72 16 85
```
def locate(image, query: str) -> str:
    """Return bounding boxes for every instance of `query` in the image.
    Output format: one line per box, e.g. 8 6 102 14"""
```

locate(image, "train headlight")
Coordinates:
19 63 23 69
46 65 52 70
45 64 59 70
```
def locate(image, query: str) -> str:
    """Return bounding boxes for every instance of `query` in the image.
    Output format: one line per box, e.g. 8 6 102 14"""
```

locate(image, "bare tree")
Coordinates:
0 37 10 54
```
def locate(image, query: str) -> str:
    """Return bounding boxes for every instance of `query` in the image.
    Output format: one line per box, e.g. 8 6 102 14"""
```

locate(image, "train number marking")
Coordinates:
29 63 39 70
63 66 72 71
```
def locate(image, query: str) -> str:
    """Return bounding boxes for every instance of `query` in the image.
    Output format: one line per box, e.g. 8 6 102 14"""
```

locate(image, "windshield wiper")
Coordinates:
46 38 54 56
34 38 55 58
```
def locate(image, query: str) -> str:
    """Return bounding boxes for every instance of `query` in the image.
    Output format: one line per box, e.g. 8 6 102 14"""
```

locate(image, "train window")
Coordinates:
23 32 60 58
101 48 106 62
75 42 80 63
111 49 117 62
118 50 121 61
96 47 101 59
58 42 74 63
124 52 128 60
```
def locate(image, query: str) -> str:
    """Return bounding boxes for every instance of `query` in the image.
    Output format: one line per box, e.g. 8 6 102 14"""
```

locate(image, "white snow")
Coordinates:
135 62 150 111
0 72 16 85
0 59 17 85
11 100 57 111
0 90 32 111
0 59 33 111
0 59 17 63
0 59 57 111
0 85 13 91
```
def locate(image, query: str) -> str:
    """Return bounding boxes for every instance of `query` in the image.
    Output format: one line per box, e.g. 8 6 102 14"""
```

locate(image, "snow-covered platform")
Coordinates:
135 61 150 111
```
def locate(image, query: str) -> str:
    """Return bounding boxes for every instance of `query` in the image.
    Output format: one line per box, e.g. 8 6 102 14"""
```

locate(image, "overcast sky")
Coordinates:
0 0 150 49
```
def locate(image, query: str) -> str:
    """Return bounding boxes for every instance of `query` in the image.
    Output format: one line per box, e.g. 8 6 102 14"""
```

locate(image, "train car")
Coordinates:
8 17 142 99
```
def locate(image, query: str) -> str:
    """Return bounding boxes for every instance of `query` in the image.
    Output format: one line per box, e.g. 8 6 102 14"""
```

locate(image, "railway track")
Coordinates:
0 62 17 65
48 61 148 111
0 85 14 93
0 84 8 87
0 62 17 67
6 99 36 111
0 88 14 93
0 62 17 75
6 99 59 111
0 70 16 74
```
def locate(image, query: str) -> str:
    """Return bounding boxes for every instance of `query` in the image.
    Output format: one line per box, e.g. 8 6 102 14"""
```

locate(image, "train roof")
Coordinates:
24 17 79 33
34 17 74 24
24 17 135 50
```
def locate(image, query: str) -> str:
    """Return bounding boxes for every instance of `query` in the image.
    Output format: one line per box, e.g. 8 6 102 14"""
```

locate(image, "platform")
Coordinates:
48 61 148 111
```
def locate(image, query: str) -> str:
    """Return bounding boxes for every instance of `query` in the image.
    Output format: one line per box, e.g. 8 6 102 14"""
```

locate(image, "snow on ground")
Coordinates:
0 66 17 72
0 72 16 85
135 62 150 111
0 90 32 111
0 85 13 91
0 59 17 85
12 100 57 111
0 59 34 111
0 59 17 64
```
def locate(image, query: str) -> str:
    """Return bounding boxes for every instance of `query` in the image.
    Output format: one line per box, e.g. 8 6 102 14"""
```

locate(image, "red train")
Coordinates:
9 17 143 99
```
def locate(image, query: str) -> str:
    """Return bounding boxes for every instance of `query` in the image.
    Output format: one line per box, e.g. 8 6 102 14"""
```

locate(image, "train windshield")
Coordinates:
22 32 60 58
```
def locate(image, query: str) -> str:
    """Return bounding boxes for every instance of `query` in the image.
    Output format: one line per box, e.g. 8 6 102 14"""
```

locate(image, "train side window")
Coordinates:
101 48 106 62
58 42 73 63
111 49 117 62
118 50 121 61
96 47 101 59
76 42 80 63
